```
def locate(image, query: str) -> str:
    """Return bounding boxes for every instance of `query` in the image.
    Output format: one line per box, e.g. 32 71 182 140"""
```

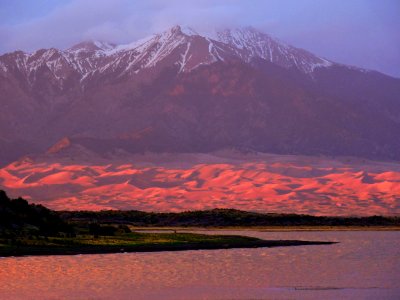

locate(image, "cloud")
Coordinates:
0 0 249 52
1 0 134 51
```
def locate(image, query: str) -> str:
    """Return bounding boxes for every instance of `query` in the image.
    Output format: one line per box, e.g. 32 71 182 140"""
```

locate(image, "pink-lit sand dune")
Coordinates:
0 152 399 215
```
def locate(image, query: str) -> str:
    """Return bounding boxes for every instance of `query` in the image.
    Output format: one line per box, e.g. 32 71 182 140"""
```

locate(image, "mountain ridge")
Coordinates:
0 25 399 165
0 25 350 83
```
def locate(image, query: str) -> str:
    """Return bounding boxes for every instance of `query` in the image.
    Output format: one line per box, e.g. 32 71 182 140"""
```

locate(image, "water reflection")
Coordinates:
0 231 399 299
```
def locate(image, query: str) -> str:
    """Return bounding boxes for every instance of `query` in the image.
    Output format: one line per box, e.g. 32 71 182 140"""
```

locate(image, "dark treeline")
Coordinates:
61 208 400 227
0 190 129 238
0 190 73 237
1 190 399 236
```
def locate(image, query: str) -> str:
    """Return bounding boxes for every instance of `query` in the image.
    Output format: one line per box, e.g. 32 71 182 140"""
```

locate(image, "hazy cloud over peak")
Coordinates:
1 0 399 77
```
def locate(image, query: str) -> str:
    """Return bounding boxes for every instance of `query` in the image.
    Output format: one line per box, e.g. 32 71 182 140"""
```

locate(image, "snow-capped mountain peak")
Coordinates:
211 26 332 73
0 24 337 86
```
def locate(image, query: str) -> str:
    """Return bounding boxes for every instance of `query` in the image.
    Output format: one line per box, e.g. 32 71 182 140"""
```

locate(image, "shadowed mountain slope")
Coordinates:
0 25 399 165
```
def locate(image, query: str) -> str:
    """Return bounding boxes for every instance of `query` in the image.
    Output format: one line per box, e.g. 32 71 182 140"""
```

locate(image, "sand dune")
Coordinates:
0 153 399 215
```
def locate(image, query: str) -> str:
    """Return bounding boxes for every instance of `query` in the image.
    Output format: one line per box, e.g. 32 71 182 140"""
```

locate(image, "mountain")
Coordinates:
0 25 399 166
1 25 399 215
211 27 332 73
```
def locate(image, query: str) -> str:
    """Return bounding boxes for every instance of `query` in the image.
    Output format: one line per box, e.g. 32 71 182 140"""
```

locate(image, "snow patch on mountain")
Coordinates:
211 27 332 73
178 42 192 73
105 35 156 55
180 26 199 36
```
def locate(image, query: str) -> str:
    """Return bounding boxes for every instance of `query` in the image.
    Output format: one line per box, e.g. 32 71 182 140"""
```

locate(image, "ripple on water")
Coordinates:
0 231 399 299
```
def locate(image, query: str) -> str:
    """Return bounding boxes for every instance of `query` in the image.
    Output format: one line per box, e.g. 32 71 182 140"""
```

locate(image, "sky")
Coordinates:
0 0 399 77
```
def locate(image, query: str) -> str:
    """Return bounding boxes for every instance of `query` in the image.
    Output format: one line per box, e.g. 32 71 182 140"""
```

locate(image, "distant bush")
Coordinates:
89 223 118 237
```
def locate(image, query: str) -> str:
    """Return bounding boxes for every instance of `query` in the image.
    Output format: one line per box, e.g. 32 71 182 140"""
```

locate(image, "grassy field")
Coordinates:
0 231 334 257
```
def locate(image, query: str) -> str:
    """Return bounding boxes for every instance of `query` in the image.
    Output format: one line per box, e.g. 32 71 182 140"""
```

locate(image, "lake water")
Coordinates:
0 231 399 299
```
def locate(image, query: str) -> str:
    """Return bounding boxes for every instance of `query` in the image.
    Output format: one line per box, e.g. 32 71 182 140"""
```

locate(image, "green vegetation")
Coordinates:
0 190 335 257
0 232 333 257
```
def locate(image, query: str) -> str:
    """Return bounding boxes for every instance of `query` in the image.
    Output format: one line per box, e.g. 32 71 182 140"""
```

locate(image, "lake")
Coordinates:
0 231 399 299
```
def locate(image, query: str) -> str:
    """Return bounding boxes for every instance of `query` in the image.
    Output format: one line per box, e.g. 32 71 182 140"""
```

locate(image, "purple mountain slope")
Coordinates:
0 25 399 165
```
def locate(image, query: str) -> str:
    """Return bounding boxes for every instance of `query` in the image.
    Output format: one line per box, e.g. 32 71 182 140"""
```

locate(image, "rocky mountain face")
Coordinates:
0 25 399 165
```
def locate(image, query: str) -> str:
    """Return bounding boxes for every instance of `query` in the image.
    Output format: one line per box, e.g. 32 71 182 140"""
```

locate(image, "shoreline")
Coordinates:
0 235 335 258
